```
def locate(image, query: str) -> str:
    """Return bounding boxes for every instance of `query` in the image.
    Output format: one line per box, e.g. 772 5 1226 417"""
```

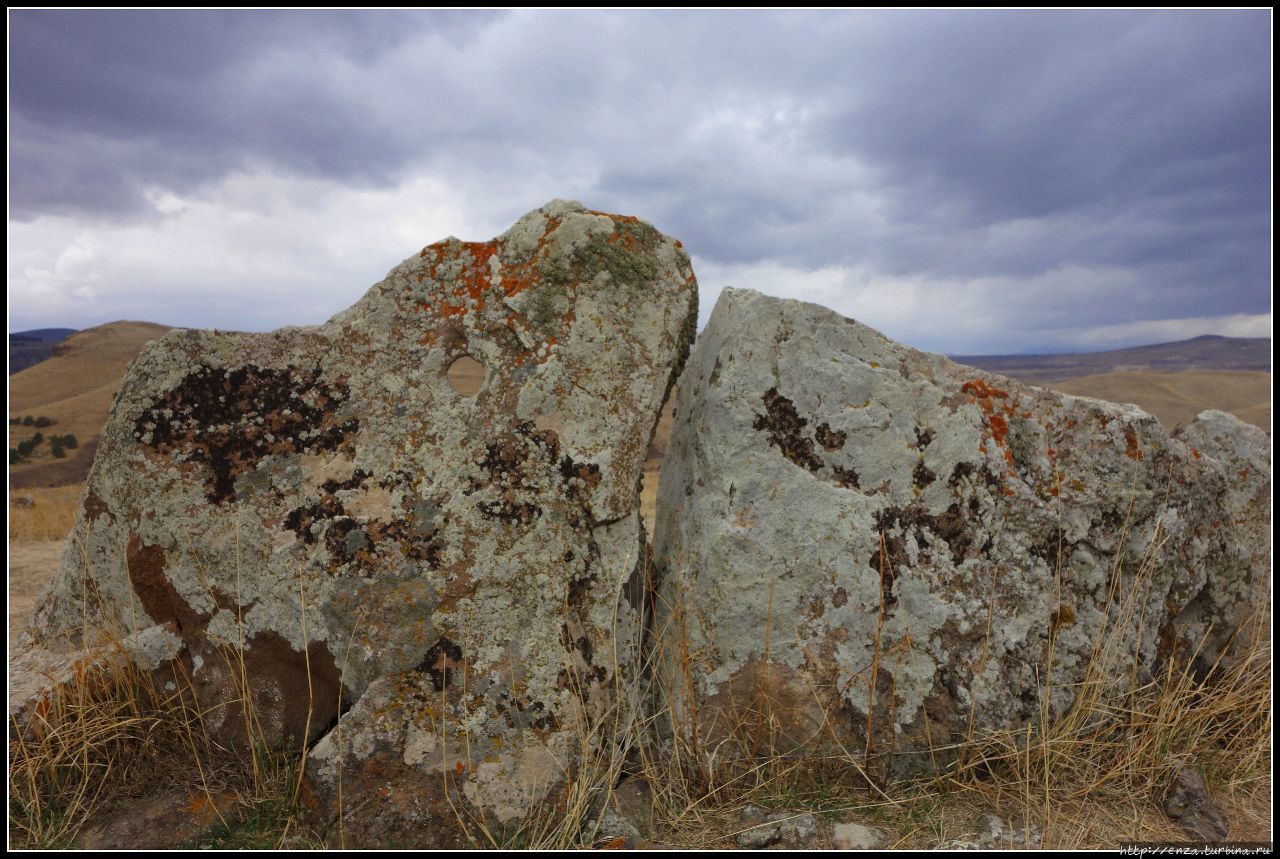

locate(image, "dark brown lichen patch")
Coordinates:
815 422 847 451
127 533 208 632
754 387 824 472
753 388 867 491
912 461 937 489
135 364 357 504
871 501 979 571
947 460 1003 493
1030 526 1068 571
284 494 347 544
913 427 936 450
496 691 558 732
470 422 562 525
933 503 975 564
83 491 113 524
467 422 602 527
558 455 602 494
947 461 975 488
831 464 861 489
418 637 464 692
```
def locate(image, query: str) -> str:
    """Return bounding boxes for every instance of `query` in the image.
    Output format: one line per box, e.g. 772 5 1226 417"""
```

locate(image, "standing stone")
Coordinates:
653 288 1268 777
24 200 698 847
1169 410 1270 672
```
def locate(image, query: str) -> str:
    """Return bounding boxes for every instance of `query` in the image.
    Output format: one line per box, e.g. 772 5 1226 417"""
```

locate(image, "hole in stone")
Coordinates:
446 355 485 397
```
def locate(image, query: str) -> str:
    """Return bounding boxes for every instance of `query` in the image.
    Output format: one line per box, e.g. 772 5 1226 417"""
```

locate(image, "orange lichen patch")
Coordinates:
454 761 466 775
988 413 1010 447
1124 428 1143 460
1190 447 1201 459
1047 447 1057 458
1048 486 1060 497
1004 487 1016 497
1239 468 1250 480
961 379 1009 400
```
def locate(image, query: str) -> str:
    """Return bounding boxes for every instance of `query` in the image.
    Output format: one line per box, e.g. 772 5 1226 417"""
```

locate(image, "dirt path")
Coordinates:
9 540 63 647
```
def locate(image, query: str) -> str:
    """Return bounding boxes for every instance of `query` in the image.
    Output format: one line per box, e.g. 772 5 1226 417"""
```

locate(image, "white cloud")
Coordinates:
690 258 1267 355
8 169 473 332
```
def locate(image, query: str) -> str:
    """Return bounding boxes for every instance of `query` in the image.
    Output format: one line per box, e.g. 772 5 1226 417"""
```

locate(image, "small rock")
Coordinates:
976 813 1005 848
733 806 817 848
1162 765 1229 842
592 808 641 845
831 821 884 850
781 812 817 844
609 775 656 836
79 789 239 850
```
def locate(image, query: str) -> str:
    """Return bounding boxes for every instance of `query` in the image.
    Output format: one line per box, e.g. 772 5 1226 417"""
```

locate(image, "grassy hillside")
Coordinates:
9 321 175 488
1049 370 1270 433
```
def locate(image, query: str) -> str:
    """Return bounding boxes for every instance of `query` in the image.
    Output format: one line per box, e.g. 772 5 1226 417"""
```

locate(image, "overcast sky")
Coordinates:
8 10 1272 354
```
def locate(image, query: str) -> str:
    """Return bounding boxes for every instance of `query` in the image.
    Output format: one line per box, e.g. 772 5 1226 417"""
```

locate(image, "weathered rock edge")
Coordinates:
20 200 699 847
653 287 1269 777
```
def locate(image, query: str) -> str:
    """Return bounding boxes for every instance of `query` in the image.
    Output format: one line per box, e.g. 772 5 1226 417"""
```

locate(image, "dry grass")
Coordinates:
1049 370 1270 433
9 483 84 543
8 547 321 850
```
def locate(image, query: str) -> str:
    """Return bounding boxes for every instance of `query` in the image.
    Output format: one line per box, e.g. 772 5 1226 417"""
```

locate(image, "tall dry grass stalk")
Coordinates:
8 646 218 848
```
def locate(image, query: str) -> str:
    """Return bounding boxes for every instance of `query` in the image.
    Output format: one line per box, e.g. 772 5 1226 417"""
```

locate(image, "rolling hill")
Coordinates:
9 321 175 488
9 328 78 375
953 334 1270 383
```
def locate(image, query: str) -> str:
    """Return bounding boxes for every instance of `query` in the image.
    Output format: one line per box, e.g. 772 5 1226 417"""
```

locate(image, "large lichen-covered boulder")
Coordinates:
653 288 1269 777
1170 410 1271 669
25 200 698 846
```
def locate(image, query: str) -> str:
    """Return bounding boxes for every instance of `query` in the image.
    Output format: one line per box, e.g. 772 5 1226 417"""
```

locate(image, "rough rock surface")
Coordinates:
1170 410 1271 671
733 805 818 848
79 789 240 850
831 821 886 850
1161 764 1229 842
23 200 698 847
654 288 1269 776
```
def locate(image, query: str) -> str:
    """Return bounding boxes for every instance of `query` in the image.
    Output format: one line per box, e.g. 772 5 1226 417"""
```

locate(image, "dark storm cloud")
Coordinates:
8 10 1270 351
9 9 502 216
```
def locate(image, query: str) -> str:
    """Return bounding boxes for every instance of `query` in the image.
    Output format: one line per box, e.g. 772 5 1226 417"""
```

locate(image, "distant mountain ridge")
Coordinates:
953 335 1271 383
9 328 78 374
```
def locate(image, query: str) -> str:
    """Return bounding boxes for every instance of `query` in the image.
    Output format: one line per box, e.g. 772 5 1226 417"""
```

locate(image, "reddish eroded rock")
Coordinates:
22 200 698 846
79 788 241 850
